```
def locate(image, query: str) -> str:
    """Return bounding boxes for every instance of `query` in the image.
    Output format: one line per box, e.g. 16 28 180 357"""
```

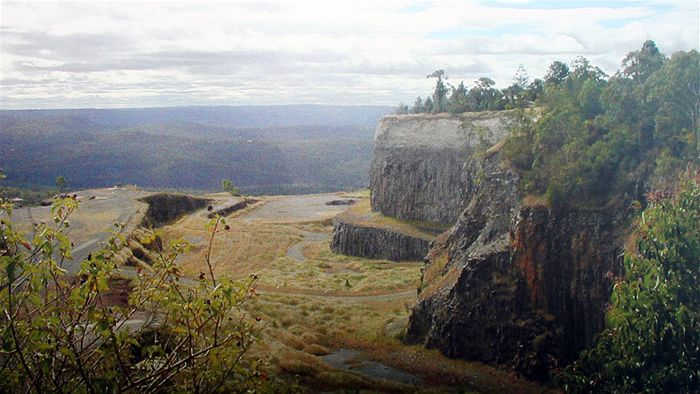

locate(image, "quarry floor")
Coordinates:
10 188 553 393
158 191 551 393
12 186 151 273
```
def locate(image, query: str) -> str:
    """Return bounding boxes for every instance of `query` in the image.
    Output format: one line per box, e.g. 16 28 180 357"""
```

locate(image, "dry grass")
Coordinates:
255 241 420 295
161 201 422 295
160 212 303 279
338 199 447 241
522 193 549 208
156 193 551 393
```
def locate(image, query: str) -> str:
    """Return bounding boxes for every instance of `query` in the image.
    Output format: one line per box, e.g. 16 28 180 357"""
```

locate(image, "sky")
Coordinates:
0 0 698 109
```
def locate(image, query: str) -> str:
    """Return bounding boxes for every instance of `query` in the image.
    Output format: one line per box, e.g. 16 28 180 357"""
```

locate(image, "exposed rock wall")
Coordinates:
139 193 211 227
354 109 628 379
207 198 258 218
370 112 514 225
330 219 431 262
405 152 624 379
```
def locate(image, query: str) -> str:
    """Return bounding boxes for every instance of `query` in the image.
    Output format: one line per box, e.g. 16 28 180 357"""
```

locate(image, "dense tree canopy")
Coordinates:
398 41 698 209
502 42 699 207
560 172 699 393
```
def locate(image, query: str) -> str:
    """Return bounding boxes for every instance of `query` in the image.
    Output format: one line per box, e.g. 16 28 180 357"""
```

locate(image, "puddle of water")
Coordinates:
320 348 421 385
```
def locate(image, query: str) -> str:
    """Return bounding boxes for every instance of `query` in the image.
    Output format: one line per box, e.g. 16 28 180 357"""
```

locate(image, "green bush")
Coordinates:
0 198 270 392
504 44 699 208
560 174 700 393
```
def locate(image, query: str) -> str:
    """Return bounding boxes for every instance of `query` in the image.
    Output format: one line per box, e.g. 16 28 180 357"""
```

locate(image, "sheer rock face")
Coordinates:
404 151 624 380
369 112 625 379
370 112 514 225
330 219 431 262
139 193 211 227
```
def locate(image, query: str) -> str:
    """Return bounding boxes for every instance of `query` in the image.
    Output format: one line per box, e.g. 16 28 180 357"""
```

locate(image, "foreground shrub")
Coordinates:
0 197 268 393
560 171 699 393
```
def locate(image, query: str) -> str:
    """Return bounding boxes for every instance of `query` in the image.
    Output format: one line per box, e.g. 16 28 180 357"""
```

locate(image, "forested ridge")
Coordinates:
0 105 390 194
399 41 699 392
403 41 698 208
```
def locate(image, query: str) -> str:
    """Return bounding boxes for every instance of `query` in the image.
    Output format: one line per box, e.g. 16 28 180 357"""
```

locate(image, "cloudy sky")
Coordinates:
0 0 698 109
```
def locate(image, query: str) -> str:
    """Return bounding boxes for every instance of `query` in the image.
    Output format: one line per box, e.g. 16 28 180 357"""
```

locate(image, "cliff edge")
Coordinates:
368 111 625 379
370 111 515 225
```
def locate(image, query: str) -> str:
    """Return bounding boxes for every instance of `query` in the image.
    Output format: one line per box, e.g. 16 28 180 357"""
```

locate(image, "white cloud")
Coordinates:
0 0 698 108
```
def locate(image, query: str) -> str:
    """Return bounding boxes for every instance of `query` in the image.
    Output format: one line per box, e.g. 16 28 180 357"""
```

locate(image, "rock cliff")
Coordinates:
367 111 625 379
370 111 515 225
330 219 431 261
139 193 211 227
404 151 624 379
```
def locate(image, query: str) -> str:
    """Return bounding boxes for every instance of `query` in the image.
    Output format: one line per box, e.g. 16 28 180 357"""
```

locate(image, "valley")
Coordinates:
2 1 698 391
0 105 390 194
8 187 550 392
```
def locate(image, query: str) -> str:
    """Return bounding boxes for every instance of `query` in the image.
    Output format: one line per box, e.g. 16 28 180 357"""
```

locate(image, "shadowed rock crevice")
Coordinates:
405 149 625 380
139 193 212 227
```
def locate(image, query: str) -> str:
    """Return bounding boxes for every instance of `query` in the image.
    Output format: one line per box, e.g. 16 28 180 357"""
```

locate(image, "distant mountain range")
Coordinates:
0 105 392 194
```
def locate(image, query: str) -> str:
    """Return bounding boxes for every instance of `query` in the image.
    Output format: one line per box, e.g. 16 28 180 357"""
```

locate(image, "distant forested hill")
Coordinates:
0 105 391 193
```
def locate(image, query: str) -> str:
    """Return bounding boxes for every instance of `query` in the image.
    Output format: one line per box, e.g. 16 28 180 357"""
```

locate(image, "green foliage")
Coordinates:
406 66 544 115
447 81 469 114
426 69 449 113
411 96 425 114
55 175 67 193
0 198 269 392
423 96 434 113
504 42 699 206
221 179 241 196
395 103 409 114
544 61 570 86
621 40 666 83
560 174 700 393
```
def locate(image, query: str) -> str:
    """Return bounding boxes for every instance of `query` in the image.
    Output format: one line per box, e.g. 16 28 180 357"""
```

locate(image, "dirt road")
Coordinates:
240 193 350 223
11 187 151 273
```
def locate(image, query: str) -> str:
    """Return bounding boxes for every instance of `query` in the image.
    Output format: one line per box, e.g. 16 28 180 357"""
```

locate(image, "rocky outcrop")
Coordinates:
405 151 624 379
330 219 431 262
207 198 258 218
139 193 211 227
370 111 515 225
113 228 163 268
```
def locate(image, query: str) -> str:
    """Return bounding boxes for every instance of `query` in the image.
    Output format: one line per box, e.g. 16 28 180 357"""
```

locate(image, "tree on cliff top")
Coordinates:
560 171 700 393
504 42 698 208
621 39 666 83
55 175 67 193
221 178 241 196
427 69 448 113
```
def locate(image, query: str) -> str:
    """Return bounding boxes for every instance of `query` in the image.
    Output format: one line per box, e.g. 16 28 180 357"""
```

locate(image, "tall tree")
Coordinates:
55 175 67 193
221 179 240 196
423 96 434 113
468 77 503 111
395 103 409 114
427 69 448 113
622 40 667 83
645 49 700 156
513 64 530 90
411 96 425 113
447 81 468 113
544 60 570 86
